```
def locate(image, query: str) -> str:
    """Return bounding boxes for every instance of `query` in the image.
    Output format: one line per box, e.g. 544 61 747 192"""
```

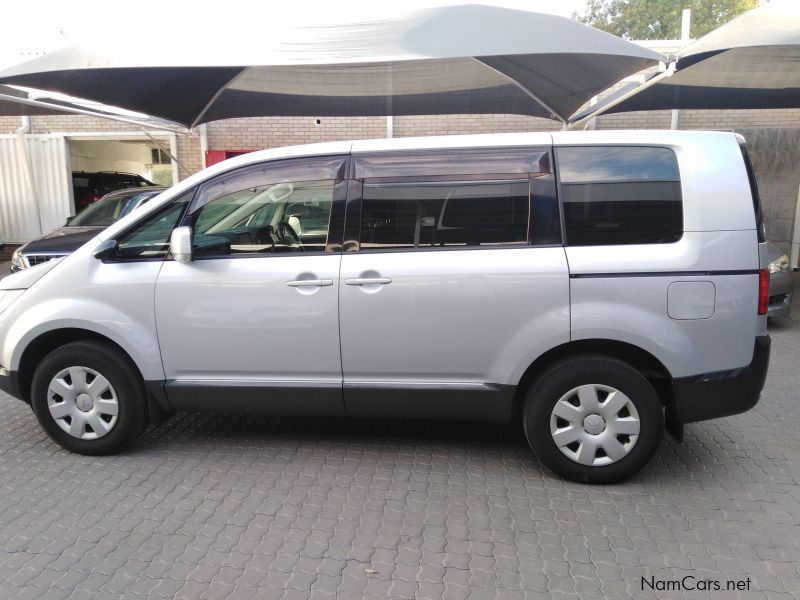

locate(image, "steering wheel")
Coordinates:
275 220 304 251
247 223 275 250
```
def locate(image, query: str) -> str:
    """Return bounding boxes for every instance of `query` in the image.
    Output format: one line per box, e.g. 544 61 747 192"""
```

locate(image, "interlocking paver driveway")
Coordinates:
0 279 798 599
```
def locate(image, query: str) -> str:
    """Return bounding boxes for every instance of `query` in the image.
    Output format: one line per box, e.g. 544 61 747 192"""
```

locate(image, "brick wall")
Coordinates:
736 128 800 255
176 135 202 179
594 110 673 130
393 114 560 137
0 116 23 133
207 117 387 152
29 115 143 134
679 109 800 130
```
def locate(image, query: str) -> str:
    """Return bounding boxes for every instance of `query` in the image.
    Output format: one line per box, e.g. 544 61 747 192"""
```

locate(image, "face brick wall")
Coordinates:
0 116 23 132
393 114 561 136
207 117 387 153
736 128 800 255
175 135 202 178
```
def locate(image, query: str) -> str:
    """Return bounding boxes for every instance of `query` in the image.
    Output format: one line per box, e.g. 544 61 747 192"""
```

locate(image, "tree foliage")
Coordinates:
576 0 761 40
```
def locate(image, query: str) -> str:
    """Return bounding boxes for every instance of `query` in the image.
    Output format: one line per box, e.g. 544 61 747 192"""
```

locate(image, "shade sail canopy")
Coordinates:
576 1 800 117
0 5 663 127
0 84 192 132
0 85 70 116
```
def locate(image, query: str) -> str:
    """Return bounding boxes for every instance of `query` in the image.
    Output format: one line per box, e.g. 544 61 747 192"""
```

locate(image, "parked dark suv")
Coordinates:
72 171 155 211
10 187 165 272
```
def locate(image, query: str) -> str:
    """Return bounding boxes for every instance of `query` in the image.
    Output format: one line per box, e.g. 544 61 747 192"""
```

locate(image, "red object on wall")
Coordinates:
205 150 253 167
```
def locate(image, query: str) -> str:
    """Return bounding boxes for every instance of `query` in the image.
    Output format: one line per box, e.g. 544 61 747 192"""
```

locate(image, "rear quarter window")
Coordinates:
557 146 682 246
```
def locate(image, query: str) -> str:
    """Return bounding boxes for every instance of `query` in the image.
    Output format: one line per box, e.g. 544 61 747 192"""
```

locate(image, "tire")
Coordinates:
523 356 663 484
30 341 149 455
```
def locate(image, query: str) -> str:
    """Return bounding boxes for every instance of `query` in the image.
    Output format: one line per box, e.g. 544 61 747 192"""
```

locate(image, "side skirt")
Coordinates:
165 380 346 415
343 382 515 423
159 380 516 423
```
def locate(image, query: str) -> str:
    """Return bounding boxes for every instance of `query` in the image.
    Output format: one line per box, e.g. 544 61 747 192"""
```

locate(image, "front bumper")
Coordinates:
0 366 23 402
672 335 770 424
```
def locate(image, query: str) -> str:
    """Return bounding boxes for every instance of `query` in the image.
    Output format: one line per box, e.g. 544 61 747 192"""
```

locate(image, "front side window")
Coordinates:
115 189 193 260
190 179 335 257
557 146 682 246
186 156 346 258
359 178 530 249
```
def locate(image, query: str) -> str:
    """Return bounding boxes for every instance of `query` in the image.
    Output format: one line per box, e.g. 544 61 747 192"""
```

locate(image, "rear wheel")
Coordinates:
31 341 149 455
523 356 663 484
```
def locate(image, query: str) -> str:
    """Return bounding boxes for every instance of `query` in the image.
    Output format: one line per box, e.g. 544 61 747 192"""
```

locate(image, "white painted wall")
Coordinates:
69 140 153 178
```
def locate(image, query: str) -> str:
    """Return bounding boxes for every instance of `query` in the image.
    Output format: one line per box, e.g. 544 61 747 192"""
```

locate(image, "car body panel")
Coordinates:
0 255 165 381
567 230 760 377
339 247 570 388
16 226 102 255
155 255 343 383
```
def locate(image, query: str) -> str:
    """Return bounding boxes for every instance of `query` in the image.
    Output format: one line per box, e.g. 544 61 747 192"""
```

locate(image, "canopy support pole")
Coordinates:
569 63 676 130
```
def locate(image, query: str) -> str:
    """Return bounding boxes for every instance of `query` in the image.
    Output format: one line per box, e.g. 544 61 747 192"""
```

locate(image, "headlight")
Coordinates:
768 254 790 274
0 290 24 315
10 248 26 270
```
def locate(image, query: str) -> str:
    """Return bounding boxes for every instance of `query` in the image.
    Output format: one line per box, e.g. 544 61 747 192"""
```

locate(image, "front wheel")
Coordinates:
523 356 663 484
31 341 149 455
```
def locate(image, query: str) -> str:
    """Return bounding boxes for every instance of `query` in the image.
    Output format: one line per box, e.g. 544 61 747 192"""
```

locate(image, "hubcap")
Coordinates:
583 413 606 435
550 384 640 467
76 393 93 412
47 366 119 440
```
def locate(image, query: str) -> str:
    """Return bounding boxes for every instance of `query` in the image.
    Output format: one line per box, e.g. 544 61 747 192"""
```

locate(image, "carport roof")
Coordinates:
0 4 664 127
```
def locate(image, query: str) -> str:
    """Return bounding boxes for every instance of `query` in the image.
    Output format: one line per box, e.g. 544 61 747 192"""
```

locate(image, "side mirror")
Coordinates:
170 226 193 264
93 239 118 260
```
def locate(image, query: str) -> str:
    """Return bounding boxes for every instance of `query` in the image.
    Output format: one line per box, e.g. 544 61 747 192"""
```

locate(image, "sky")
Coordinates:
0 0 589 68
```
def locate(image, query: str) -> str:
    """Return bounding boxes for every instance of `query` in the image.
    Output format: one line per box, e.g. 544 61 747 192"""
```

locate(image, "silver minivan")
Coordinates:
0 131 770 483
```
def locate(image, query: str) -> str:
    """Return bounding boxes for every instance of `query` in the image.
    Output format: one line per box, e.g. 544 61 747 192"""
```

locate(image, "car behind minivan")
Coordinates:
10 187 166 272
0 131 770 483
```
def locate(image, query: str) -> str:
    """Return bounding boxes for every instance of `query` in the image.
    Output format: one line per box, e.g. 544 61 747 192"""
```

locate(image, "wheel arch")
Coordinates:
512 338 676 422
17 328 169 422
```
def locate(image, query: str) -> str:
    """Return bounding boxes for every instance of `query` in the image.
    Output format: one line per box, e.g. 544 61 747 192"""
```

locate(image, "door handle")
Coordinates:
344 277 392 286
287 279 333 287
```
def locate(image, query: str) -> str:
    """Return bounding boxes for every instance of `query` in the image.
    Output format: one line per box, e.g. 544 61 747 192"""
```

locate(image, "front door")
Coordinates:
155 155 348 414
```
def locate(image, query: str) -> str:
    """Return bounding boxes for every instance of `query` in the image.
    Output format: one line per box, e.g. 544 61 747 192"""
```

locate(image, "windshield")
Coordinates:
70 193 149 226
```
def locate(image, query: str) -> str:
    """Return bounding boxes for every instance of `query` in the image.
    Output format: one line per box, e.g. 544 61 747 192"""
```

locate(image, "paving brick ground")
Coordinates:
0 272 798 598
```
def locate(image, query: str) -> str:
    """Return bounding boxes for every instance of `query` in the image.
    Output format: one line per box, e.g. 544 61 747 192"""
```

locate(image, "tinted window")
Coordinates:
115 190 192 259
558 146 682 246
188 156 346 258
360 178 529 249
191 179 335 257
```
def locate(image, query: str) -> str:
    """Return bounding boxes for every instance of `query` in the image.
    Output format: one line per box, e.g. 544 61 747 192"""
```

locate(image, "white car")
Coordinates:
0 131 770 483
